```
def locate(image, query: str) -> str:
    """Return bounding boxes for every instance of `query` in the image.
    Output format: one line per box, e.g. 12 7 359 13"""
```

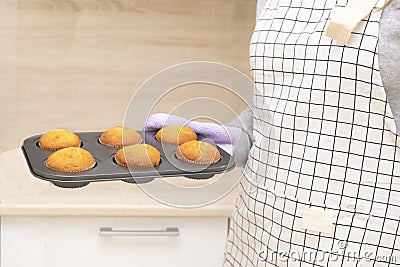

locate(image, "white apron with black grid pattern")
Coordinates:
224 0 400 266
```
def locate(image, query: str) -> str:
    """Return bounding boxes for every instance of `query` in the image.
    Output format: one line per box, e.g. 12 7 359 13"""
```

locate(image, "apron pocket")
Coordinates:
244 182 399 266
354 193 400 265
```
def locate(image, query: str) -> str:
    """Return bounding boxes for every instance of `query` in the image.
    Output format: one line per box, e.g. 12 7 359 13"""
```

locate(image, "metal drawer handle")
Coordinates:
99 227 179 237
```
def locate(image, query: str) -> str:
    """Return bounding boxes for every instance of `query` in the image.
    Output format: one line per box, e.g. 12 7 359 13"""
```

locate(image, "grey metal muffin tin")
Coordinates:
21 130 235 188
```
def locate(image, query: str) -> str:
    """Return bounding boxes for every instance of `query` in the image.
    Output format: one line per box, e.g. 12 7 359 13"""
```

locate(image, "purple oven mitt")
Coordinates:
142 113 242 155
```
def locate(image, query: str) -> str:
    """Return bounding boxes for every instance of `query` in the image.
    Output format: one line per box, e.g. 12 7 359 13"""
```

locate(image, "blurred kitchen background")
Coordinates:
0 0 256 151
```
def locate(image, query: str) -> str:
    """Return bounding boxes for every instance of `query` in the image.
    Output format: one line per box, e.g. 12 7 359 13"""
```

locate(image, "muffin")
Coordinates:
39 128 81 151
99 126 142 147
46 147 95 172
155 125 197 145
115 144 160 168
176 140 220 164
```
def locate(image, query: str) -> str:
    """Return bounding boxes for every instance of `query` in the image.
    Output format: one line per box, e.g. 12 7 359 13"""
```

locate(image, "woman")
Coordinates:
145 0 400 265
223 0 400 266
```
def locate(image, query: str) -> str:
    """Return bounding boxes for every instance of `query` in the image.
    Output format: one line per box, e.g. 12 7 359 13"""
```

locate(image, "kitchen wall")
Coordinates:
0 0 256 151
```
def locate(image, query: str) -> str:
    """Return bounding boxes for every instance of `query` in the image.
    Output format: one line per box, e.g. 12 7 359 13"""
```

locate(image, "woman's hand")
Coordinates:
142 113 241 154
142 113 252 167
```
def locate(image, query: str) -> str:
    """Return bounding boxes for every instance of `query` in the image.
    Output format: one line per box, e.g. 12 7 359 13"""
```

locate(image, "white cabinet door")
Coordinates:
1 217 228 267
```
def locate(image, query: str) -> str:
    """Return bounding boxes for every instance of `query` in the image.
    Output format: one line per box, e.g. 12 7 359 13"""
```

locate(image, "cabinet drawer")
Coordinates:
1 217 228 267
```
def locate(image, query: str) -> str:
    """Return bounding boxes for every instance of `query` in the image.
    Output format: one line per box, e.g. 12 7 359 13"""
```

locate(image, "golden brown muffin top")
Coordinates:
115 144 160 168
155 125 197 145
100 126 142 147
39 128 81 151
176 140 220 164
46 147 95 172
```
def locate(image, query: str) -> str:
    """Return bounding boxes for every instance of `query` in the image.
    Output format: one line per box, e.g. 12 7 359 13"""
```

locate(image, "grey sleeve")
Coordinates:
378 0 400 135
256 0 269 20
227 108 254 167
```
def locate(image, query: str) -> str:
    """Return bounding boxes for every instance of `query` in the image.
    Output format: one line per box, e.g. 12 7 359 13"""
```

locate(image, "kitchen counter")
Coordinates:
0 149 239 217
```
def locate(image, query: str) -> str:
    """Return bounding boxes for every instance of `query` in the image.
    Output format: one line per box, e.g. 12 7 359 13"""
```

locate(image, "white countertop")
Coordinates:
0 149 239 217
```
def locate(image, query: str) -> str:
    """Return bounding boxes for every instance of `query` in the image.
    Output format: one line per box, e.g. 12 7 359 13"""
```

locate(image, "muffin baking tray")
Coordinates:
21 130 235 188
